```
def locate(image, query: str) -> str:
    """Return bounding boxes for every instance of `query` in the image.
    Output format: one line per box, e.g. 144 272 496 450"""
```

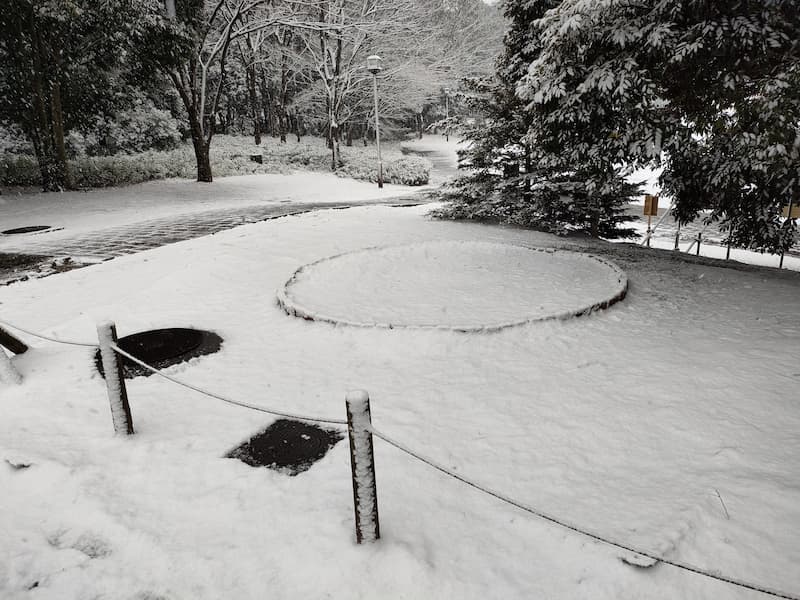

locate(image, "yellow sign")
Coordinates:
643 194 659 217
783 203 800 218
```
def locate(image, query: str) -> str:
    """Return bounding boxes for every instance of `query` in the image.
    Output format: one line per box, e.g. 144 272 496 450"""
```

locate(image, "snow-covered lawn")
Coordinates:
0 171 419 244
1 204 799 600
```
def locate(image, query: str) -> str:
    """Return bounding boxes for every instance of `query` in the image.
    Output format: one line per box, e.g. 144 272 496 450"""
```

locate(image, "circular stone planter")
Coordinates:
95 327 223 379
277 241 628 332
2 225 51 235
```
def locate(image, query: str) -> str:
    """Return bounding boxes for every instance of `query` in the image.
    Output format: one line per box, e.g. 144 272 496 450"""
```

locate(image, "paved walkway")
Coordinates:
0 197 425 261
0 139 460 283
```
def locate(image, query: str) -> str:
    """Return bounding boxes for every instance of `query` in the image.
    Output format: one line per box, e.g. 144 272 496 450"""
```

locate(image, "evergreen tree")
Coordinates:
0 0 136 191
435 0 637 239
520 0 799 253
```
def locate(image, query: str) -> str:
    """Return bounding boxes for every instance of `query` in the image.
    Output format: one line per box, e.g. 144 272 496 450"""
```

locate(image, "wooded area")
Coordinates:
0 0 504 188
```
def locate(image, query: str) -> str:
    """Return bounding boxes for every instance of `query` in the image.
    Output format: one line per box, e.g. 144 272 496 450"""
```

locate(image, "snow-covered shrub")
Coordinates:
0 124 33 155
67 103 181 157
0 154 41 186
335 154 431 185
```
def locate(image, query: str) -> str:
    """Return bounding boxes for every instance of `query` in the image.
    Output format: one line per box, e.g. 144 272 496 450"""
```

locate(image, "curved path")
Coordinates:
0 139 461 283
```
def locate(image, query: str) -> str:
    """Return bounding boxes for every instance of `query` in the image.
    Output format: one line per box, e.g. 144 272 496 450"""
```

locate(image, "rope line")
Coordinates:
370 426 799 600
109 343 347 425
0 319 96 347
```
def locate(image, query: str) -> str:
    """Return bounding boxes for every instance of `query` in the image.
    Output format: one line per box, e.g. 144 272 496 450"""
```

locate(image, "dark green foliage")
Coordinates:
521 0 799 253
0 0 138 190
434 0 637 239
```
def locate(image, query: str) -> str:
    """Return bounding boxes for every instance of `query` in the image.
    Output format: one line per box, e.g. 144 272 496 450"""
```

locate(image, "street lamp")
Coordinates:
444 87 451 142
366 55 384 189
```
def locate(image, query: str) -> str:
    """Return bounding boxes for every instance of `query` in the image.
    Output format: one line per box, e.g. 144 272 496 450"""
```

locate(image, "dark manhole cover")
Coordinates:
2 225 51 235
227 419 343 476
95 327 223 379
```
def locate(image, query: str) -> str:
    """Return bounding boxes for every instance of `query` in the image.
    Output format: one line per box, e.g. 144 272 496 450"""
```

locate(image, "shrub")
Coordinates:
67 102 182 157
0 154 40 186
0 135 431 188
335 154 430 185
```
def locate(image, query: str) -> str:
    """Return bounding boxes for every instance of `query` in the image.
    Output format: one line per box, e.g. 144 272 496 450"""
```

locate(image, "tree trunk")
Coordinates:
246 63 262 145
193 137 212 183
417 113 423 139
330 123 338 170
49 80 72 190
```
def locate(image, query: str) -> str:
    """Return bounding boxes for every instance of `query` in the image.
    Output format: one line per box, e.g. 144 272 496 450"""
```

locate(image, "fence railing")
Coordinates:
1 317 797 600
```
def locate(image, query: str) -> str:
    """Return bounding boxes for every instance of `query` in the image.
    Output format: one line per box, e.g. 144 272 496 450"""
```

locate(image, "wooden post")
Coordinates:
780 197 795 269
696 232 702 256
646 214 652 248
674 221 681 251
0 325 28 355
96 321 134 435
346 390 380 544
726 238 732 260
0 348 22 385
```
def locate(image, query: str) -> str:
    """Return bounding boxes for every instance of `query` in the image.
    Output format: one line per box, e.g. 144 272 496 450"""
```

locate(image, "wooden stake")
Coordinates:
96 321 134 435
696 233 702 256
0 347 22 385
0 325 28 355
346 390 380 544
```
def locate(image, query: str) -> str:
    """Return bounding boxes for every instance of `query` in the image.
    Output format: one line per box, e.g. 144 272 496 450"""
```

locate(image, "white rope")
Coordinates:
370 425 800 600
109 343 347 425
0 319 96 347
685 220 713 254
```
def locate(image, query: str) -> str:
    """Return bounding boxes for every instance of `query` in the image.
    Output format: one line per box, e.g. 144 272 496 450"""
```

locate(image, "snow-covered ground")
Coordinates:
0 172 419 244
2 203 799 600
278 241 627 329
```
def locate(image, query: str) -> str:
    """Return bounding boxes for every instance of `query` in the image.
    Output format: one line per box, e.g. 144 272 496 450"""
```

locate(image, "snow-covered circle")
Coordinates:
277 241 628 331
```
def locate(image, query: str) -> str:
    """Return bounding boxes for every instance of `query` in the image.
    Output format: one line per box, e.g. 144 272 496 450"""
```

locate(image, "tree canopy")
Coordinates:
439 0 799 249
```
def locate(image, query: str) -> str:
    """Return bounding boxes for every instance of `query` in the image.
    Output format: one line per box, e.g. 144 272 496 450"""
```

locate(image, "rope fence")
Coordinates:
369 425 799 600
109 342 346 425
0 319 97 347
2 315 799 600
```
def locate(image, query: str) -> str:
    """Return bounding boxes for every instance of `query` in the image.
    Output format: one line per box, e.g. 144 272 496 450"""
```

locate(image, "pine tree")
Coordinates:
520 0 799 253
434 0 637 239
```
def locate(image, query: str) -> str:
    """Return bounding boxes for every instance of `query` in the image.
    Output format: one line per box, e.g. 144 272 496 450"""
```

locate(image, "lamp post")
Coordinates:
366 55 384 189
444 88 451 142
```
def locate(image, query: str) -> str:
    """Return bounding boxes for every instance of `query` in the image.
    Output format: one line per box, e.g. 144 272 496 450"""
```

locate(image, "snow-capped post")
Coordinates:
96 321 134 435
346 390 380 544
0 324 28 355
0 348 22 385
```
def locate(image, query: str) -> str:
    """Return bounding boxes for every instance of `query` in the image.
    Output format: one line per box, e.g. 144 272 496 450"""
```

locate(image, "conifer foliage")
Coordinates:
438 0 800 249
435 0 638 239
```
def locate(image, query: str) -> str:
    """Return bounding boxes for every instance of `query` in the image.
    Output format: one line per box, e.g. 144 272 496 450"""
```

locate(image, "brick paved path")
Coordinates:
0 196 425 261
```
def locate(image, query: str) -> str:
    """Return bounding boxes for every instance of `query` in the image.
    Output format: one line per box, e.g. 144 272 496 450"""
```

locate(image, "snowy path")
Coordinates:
1 204 798 600
0 172 425 257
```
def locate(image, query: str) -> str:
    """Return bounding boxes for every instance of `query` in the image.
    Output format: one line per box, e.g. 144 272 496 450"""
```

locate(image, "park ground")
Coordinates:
1 168 799 598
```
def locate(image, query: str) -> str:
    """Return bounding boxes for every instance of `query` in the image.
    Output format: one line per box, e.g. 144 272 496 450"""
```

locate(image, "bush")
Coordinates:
67 102 182 157
0 124 33 155
0 135 431 188
335 154 430 185
0 154 40 186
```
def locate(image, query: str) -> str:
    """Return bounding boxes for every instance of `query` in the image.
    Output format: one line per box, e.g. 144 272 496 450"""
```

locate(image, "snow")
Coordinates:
0 172 419 245
278 241 627 330
0 348 22 385
1 203 799 600
626 218 800 272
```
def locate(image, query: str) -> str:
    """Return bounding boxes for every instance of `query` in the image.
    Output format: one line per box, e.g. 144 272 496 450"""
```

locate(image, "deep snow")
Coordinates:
1 203 799 600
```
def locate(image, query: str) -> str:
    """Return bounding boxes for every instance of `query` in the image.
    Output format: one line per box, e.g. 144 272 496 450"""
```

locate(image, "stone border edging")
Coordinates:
276 242 629 333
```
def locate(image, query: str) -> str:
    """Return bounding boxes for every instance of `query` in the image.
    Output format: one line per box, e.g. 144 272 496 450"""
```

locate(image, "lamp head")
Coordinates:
366 55 383 75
